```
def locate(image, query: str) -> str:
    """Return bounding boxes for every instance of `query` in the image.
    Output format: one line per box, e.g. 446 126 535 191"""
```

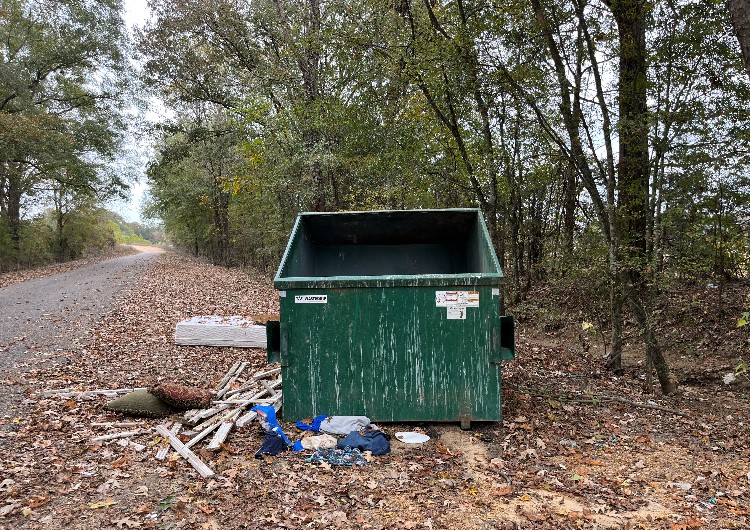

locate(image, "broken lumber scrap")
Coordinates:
155 425 214 478
206 422 233 451
185 408 244 449
189 387 256 426
215 361 250 399
223 379 261 399
175 316 267 348
184 421 221 449
182 409 202 423
117 439 146 451
223 375 280 400
190 394 253 433
204 407 253 452
214 361 242 392
92 421 141 428
234 410 258 428
222 369 280 399
210 382 280 410
41 387 146 399
259 378 277 395
156 423 182 461
92 429 147 443
236 394 282 427
252 367 281 380
211 397 280 405
188 403 231 426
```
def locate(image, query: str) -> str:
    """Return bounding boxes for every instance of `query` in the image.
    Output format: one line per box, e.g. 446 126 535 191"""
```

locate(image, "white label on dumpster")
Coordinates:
436 291 479 307
295 295 328 304
446 306 466 319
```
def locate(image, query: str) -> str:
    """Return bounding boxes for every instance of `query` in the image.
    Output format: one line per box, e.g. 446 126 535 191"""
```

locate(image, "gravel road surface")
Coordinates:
0 250 162 423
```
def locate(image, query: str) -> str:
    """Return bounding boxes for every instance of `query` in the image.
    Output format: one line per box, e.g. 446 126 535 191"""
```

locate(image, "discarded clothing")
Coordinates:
255 432 287 459
306 447 367 467
337 427 391 456
251 405 291 445
319 416 371 435
296 414 328 432
301 434 338 451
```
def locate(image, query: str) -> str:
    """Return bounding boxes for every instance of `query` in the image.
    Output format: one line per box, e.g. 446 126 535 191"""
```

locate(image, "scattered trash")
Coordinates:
299 434 338 451
395 432 430 444
296 414 327 432
254 431 287 459
337 427 391 456
320 416 372 435
306 447 368 467
174 315 267 348
150 382 212 410
104 389 173 418
251 404 291 445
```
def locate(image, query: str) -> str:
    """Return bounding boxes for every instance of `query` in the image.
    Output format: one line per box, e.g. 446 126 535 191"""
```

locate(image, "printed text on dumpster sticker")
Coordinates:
294 295 328 304
435 291 479 307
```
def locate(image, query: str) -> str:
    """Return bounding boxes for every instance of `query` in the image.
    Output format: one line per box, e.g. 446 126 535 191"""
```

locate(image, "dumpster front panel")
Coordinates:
279 285 504 423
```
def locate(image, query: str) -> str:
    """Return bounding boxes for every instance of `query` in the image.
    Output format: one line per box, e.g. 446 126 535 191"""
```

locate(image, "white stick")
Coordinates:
215 361 250 399
155 425 214 478
92 430 145 442
185 408 243 449
214 361 242 392
253 367 281 380
42 387 146 398
155 423 182 460
206 422 234 451
92 422 141 428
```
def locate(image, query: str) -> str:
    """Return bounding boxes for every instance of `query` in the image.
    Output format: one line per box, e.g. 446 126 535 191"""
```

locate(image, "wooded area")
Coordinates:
2 0 750 394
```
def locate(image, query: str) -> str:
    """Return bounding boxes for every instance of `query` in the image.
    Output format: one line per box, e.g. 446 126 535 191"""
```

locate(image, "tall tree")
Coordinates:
729 0 750 78
0 0 130 266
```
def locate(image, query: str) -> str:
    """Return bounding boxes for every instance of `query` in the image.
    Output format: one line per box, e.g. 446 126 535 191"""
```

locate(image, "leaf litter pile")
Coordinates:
1 253 749 529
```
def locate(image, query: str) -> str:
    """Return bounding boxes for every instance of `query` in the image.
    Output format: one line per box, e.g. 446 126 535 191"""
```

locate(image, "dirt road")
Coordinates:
0 250 162 423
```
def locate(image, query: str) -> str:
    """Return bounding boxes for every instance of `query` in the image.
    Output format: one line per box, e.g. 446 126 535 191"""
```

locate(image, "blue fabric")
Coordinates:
251 405 291 445
254 432 287 459
291 440 304 452
336 428 390 456
296 414 327 432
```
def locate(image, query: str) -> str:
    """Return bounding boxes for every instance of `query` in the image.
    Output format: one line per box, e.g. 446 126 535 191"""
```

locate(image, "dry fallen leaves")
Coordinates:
2 252 749 530
89 499 117 509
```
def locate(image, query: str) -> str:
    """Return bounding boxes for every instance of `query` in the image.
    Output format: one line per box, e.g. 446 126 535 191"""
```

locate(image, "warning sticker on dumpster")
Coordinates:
436 291 479 307
295 295 328 304
446 306 467 320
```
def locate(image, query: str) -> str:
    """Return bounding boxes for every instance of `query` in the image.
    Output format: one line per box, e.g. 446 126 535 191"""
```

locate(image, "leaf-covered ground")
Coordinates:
1 253 748 529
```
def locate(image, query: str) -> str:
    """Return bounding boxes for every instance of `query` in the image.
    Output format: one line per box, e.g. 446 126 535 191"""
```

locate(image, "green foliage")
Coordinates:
0 0 133 269
134 0 750 317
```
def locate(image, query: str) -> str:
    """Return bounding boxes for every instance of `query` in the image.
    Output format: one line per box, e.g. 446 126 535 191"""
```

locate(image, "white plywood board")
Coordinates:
174 316 266 348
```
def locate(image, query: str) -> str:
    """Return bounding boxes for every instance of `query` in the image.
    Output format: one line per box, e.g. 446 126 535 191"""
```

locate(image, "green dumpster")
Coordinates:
267 208 514 428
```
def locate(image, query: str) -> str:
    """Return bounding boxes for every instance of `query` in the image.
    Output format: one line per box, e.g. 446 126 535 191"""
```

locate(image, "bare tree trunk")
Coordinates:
606 0 675 394
729 0 750 79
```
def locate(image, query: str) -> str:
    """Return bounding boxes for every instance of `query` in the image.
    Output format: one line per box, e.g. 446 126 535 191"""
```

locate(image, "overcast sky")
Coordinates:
109 0 152 224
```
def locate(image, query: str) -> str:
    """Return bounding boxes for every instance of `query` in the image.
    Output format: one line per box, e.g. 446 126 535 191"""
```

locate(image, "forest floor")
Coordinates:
1 252 749 530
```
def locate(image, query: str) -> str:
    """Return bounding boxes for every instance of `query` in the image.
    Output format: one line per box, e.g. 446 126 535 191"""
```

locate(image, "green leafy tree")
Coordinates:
0 0 131 268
